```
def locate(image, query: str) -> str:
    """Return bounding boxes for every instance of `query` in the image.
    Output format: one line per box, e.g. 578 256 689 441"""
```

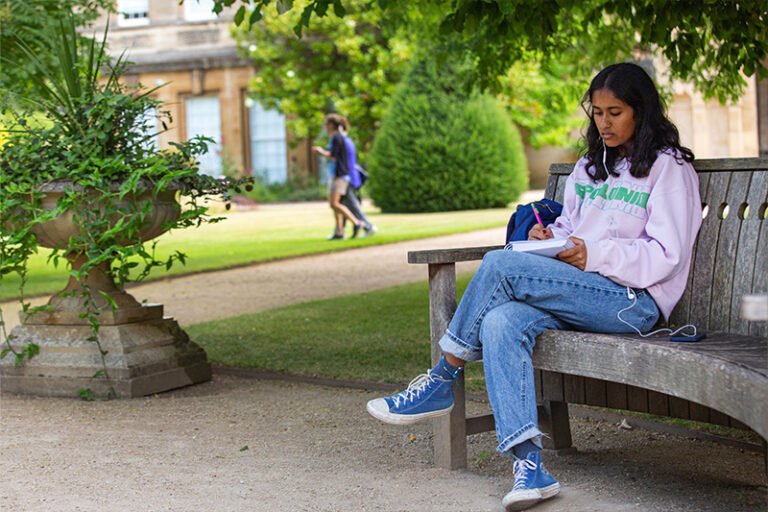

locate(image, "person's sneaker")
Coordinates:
502 451 560 511
366 370 454 425
362 224 378 237
351 223 363 239
326 232 345 240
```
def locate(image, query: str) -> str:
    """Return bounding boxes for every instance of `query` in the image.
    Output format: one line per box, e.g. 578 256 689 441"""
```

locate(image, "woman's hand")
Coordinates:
557 237 587 270
528 224 553 240
312 146 331 159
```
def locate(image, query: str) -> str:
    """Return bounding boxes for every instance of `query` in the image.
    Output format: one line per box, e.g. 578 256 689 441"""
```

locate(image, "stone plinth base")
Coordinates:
0 316 211 398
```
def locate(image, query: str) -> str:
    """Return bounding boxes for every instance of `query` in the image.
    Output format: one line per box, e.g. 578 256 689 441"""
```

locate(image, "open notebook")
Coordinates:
504 238 575 258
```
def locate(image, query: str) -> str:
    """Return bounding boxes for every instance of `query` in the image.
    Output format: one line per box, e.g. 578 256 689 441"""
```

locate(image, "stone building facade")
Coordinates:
95 0 318 183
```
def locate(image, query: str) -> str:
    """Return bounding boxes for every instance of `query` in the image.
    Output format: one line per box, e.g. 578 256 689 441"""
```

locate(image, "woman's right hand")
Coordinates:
528 224 554 240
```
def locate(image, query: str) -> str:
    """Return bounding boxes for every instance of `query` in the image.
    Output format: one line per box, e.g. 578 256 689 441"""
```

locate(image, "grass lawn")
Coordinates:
1 203 513 301
184 272 488 391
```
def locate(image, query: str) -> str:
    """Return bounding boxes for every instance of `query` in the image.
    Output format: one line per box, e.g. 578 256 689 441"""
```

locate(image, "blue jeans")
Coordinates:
438 250 659 456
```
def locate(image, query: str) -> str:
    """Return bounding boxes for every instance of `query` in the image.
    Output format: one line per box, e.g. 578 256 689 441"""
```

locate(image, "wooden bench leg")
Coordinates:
427 262 468 469
538 400 574 453
434 372 467 469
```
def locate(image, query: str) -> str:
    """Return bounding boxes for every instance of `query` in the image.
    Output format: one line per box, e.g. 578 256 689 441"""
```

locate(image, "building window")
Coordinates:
117 0 149 27
184 0 217 22
248 100 287 183
185 96 222 177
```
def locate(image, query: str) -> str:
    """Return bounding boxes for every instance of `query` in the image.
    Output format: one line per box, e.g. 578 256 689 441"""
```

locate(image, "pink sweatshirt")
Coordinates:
547 150 702 320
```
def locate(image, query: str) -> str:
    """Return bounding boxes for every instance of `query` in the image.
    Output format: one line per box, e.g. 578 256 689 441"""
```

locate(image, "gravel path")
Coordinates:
2 375 765 512
1 221 767 511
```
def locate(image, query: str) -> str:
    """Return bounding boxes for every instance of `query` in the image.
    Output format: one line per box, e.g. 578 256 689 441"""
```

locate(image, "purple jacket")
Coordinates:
344 135 362 189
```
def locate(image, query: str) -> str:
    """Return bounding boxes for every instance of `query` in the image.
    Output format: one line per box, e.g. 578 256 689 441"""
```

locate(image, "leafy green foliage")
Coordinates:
231 0 428 154
0 0 114 100
0 17 250 394
440 0 768 102
498 60 586 150
368 57 528 213
218 0 768 103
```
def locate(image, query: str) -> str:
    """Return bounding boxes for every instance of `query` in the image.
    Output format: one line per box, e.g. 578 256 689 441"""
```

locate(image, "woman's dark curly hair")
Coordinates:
581 62 694 182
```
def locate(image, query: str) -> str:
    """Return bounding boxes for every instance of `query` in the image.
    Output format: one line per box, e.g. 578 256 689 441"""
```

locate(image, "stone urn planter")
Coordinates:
0 181 212 398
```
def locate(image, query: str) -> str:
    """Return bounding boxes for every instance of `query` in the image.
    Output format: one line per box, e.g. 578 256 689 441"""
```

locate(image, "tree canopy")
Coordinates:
214 0 768 103
231 0 428 153
234 1 589 152
0 0 113 100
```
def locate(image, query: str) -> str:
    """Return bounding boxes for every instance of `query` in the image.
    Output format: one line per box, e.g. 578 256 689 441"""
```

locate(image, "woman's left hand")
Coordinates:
557 237 587 270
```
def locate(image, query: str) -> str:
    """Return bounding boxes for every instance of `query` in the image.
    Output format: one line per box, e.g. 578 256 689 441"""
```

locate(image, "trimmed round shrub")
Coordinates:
368 58 528 213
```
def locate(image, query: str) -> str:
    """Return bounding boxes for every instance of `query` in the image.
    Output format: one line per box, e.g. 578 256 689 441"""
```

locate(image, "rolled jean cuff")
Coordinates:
497 423 543 457
438 331 483 362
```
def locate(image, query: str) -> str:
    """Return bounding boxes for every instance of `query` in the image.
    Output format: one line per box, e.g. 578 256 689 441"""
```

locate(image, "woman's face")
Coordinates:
324 121 337 135
591 88 636 150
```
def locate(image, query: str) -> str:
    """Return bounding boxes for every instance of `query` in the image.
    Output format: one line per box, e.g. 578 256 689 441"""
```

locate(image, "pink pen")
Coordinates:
531 203 544 225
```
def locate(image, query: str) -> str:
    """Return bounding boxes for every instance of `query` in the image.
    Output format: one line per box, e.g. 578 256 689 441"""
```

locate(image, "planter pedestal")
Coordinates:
0 183 211 398
0 307 211 398
0 259 212 397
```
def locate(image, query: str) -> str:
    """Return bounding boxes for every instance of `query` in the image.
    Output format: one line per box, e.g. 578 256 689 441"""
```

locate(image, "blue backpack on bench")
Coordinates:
505 200 563 243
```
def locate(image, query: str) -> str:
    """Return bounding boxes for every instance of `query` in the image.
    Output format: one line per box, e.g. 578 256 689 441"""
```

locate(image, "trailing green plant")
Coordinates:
0 17 251 398
368 55 528 213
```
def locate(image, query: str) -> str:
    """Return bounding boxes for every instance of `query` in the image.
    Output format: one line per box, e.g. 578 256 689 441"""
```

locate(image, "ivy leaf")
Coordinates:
250 9 264 24
234 5 246 25
98 290 119 313
78 388 95 401
332 0 346 18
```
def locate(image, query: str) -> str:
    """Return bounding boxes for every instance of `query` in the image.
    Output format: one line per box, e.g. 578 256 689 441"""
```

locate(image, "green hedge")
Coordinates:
368 58 528 213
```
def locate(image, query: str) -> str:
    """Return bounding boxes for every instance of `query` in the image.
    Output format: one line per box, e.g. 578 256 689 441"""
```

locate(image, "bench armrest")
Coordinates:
407 245 504 265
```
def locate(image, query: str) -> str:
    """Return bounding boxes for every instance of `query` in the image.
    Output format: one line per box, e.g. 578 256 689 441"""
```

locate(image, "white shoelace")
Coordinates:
391 371 436 408
512 458 538 490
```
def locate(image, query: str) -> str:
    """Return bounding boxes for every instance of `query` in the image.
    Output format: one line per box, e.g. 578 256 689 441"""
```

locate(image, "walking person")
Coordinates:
312 113 363 240
366 62 702 511
339 122 377 238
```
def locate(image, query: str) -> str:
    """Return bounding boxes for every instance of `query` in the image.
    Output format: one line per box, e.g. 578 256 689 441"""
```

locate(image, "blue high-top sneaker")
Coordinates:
502 450 560 511
366 365 457 425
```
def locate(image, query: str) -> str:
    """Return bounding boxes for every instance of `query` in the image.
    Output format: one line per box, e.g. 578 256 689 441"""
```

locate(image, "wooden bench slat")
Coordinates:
751 176 768 337
730 171 768 333
693 157 768 171
626 385 649 413
689 171 731 332
669 173 712 328
408 245 503 265
711 171 752 331
553 174 568 204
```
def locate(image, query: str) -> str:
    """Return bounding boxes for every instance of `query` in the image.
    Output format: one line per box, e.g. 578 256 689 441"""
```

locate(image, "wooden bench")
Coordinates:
408 157 768 471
